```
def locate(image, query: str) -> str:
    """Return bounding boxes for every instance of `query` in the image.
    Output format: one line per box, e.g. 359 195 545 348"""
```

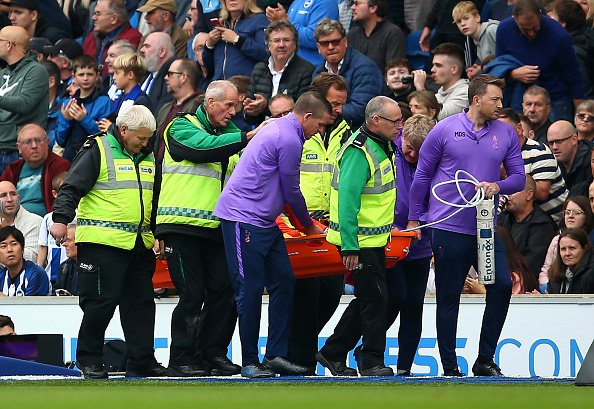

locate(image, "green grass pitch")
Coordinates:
0 381 591 409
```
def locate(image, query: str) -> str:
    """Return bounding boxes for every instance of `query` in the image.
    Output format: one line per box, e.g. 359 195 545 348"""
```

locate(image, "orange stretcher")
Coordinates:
285 231 418 279
152 231 417 288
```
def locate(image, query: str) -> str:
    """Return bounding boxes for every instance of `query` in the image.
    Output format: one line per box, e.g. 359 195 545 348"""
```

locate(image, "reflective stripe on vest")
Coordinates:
326 131 396 249
76 134 155 250
300 119 350 212
157 113 223 228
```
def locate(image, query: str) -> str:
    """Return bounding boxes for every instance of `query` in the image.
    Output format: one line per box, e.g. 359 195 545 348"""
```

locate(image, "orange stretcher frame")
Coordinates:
152 231 418 288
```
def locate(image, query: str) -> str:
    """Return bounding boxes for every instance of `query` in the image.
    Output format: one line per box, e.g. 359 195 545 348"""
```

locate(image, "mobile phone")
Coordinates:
210 18 223 28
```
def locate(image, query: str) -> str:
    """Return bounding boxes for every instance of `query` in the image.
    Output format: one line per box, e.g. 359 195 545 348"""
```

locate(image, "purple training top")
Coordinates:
214 113 312 229
408 110 525 235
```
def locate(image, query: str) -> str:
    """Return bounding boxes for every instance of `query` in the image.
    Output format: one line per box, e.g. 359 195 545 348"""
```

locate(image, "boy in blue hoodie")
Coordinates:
56 55 111 161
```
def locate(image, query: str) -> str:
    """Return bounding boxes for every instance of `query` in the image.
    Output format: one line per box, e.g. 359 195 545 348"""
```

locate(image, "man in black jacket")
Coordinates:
498 174 557 280
139 31 176 115
5 0 71 43
243 20 315 125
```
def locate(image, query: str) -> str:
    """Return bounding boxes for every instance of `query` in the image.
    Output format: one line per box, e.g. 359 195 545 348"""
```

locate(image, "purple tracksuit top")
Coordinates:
408 110 525 235
214 113 312 229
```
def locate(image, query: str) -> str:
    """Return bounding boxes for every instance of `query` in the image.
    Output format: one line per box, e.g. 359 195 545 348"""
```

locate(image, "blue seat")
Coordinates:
406 29 431 70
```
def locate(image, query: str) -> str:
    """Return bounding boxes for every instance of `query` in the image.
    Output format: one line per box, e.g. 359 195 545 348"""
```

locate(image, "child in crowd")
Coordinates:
98 53 152 132
56 55 112 161
37 171 69 287
228 75 253 132
452 1 499 79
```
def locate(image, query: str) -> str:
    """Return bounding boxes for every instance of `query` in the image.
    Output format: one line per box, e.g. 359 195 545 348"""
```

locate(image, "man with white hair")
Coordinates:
139 31 176 114
51 105 165 380
157 80 263 377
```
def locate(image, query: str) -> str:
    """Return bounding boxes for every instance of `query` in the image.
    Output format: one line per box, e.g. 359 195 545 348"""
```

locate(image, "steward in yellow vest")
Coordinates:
155 80 260 377
50 105 166 379
317 96 402 378
289 73 352 372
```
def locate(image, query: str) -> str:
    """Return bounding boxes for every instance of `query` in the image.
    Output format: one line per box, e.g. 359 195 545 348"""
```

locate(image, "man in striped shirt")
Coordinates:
499 108 567 221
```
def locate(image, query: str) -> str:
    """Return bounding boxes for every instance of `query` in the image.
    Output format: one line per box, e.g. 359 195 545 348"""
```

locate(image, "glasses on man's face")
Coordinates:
18 137 47 146
547 134 573 148
317 37 343 48
167 71 184 77
576 112 594 122
271 109 293 119
377 115 403 127
563 209 586 217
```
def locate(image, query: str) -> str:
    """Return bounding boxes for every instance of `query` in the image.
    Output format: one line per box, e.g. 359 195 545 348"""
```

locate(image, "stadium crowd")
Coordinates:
1 0 594 379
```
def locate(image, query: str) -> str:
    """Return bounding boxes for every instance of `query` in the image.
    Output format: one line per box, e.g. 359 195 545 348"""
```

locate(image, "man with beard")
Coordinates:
408 74 525 377
139 31 176 114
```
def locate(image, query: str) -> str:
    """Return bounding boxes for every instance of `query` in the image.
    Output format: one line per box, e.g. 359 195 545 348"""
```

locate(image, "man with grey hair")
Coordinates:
137 0 189 58
139 32 177 114
312 18 386 129
317 96 401 377
82 0 142 77
156 80 262 377
51 105 165 380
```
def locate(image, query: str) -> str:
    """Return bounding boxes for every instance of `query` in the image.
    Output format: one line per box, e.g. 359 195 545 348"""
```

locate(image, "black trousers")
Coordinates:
320 247 388 368
76 240 157 367
288 274 344 368
163 234 237 366
385 257 431 371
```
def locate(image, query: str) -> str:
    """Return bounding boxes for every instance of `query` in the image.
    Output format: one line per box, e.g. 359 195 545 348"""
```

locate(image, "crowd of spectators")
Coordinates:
1 0 594 299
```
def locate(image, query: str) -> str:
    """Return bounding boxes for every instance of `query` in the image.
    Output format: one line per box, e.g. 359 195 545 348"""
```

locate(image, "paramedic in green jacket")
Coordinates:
316 96 401 377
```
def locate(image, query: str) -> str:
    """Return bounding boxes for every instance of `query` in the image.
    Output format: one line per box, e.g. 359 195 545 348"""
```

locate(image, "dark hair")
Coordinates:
385 57 413 75
549 0 586 31
0 315 15 333
0 226 25 249
496 226 539 292
174 58 200 90
293 91 332 117
549 228 591 284
513 0 541 17
41 60 60 85
499 108 521 125
559 196 594 231
431 42 465 72
368 0 389 18
314 19 346 41
73 54 99 73
265 20 299 46
310 72 348 97
468 74 505 103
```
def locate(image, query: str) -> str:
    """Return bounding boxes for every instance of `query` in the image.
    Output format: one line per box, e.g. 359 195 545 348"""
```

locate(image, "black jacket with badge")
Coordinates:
52 128 158 231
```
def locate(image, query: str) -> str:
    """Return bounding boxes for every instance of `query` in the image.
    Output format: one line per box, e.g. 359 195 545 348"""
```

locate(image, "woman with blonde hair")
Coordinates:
204 0 269 80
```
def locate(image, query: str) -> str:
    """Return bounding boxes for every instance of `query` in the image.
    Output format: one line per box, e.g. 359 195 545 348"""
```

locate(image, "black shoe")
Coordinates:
125 363 168 377
241 363 275 379
263 356 310 376
443 367 466 377
359 364 394 377
472 359 504 376
315 352 358 377
396 369 411 376
204 355 241 376
167 364 210 377
78 363 108 380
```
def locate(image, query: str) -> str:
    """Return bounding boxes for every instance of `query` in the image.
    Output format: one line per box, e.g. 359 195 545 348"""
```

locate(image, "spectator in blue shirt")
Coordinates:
0 226 49 297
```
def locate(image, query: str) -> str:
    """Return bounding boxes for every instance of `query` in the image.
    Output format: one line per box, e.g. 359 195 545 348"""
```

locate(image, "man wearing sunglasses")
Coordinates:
547 119 592 190
312 18 385 130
